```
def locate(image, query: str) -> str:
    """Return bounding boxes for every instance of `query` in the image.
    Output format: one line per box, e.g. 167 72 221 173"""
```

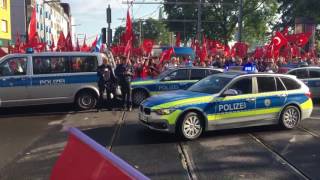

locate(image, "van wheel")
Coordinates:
133 90 148 105
178 112 203 140
280 106 301 129
76 91 97 110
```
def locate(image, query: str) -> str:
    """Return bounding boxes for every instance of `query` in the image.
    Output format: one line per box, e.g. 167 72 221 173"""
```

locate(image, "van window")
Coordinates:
190 69 206 80
33 56 68 74
70 56 97 73
257 77 276 93
0 57 27 76
309 69 320 78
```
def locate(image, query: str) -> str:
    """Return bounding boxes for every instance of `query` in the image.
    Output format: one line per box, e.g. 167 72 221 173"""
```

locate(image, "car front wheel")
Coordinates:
76 91 97 110
179 112 203 140
280 106 301 129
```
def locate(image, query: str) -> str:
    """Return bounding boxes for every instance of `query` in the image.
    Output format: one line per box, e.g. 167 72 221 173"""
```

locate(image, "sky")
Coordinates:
63 0 160 43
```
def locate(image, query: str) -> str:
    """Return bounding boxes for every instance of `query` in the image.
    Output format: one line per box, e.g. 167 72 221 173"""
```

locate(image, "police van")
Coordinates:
139 72 313 140
0 52 111 110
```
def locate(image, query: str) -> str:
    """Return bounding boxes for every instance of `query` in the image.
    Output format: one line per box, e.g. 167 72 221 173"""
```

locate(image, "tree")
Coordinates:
113 18 171 46
276 0 320 28
163 0 278 45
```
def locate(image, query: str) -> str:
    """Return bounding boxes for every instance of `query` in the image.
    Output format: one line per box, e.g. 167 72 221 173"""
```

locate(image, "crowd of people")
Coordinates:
96 53 320 111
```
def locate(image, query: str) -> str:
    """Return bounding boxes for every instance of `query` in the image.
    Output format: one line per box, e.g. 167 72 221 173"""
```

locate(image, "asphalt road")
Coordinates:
0 102 319 179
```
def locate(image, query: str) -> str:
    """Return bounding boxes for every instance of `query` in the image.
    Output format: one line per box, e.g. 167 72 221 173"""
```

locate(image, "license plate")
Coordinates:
139 113 148 122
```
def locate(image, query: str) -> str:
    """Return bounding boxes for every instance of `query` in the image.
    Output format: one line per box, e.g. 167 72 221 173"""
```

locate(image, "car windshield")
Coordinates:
188 75 232 94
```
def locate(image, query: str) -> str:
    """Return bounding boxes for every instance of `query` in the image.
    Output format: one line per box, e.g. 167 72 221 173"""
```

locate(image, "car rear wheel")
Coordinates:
280 106 301 129
76 91 97 110
133 90 148 105
179 112 203 140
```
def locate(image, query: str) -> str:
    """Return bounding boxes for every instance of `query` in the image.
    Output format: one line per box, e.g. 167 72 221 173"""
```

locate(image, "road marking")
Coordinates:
298 126 320 138
177 142 198 180
248 133 310 180
309 117 320 120
108 111 126 151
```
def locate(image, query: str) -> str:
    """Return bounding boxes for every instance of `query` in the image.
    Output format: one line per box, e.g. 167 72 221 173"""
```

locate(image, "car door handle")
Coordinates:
246 98 256 102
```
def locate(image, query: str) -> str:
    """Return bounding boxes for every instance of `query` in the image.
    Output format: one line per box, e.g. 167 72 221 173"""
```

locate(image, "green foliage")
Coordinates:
163 0 278 45
113 18 170 46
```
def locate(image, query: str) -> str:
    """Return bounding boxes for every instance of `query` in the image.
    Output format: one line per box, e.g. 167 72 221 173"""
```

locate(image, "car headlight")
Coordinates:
154 108 176 115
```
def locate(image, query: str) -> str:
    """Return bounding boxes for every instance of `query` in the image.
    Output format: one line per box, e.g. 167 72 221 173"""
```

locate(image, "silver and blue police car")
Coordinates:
139 72 313 140
132 67 223 105
287 66 320 98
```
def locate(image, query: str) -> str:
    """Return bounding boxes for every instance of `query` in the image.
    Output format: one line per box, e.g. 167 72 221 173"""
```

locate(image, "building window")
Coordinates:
1 20 7 32
0 0 7 9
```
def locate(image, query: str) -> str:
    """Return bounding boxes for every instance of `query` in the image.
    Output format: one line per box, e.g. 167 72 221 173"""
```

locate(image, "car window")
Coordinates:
309 69 320 78
257 77 276 93
190 69 206 80
164 69 188 81
228 77 252 95
295 69 309 79
276 77 286 91
70 56 98 73
0 57 27 76
281 77 301 90
33 56 68 74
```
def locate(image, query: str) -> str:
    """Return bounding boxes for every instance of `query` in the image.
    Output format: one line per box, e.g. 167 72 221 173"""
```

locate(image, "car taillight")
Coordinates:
305 91 312 99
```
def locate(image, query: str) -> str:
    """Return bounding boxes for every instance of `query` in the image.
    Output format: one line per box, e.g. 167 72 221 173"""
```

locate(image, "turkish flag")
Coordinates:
175 32 181 47
124 39 132 57
232 42 248 58
271 31 287 50
285 32 311 47
28 4 37 42
224 44 231 57
142 39 154 55
282 26 289 36
90 36 98 50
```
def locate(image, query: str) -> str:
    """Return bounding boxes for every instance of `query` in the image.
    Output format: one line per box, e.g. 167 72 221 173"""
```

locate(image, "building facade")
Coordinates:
11 0 72 48
0 0 11 48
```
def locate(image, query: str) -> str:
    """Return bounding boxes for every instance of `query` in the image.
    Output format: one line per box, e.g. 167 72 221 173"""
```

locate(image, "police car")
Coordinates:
139 72 313 140
132 67 223 105
287 67 320 98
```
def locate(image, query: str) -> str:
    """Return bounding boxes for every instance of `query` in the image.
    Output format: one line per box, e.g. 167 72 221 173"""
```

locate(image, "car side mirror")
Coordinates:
222 89 238 97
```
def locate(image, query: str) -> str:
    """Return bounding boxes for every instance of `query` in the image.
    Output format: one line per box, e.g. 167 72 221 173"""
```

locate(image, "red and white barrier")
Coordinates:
50 127 149 180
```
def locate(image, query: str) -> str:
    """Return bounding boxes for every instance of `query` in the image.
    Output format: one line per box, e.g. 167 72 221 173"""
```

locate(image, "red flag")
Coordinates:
28 4 37 42
65 32 73 51
175 32 181 47
124 39 132 57
76 38 80 51
90 36 98 50
125 9 133 43
160 47 175 63
253 47 264 59
286 32 311 47
282 27 289 36
271 31 288 50
224 44 231 57
81 35 90 52
0 48 7 57
57 31 66 52
232 42 248 58
200 35 208 62
142 39 154 55
49 34 55 51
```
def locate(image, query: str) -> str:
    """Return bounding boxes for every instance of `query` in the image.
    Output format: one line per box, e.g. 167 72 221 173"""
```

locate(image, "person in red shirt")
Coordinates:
141 58 149 79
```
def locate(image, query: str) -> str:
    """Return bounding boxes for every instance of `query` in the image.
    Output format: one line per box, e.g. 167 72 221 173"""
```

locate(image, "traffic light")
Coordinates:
108 28 112 45
101 28 106 44
106 5 111 24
